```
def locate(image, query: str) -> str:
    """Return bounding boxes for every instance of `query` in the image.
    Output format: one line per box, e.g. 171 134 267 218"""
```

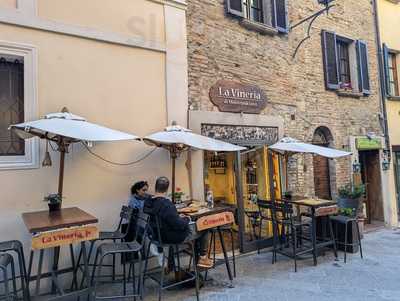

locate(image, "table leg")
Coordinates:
81 241 93 300
51 247 61 294
217 227 234 287
69 244 78 290
35 249 44 296
311 211 317 266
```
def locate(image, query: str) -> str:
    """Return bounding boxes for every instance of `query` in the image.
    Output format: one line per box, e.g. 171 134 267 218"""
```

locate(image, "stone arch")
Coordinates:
312 126 337 199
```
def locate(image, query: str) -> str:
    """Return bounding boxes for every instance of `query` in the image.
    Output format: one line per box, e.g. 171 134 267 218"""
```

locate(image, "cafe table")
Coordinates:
284 198 338 265
22 207 98 300
178 205 236 287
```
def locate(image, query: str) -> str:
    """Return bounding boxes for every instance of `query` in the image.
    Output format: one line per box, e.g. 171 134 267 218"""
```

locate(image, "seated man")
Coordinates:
144 176 213 268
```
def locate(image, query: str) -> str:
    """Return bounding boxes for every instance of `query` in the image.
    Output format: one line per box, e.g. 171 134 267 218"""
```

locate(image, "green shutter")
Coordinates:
227 0 244 17
356 40 371 95
383 43 391 96
321 30 340 90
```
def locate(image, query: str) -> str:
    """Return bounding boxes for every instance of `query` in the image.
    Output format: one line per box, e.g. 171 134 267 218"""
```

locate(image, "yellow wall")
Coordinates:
37 0 165 44
378 0 400 225
0 0 190 259
0 0 15 9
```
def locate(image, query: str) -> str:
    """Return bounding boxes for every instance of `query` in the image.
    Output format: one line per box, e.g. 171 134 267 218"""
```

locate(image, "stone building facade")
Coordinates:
187 0 390 225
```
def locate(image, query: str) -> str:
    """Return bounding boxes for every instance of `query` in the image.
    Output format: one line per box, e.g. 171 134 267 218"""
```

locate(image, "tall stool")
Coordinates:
0 253 17 301
0 240 29 301
330 215 363 263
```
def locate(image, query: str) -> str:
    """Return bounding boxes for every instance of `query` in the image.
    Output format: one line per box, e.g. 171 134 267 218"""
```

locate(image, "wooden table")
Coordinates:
285 199 338 266
22 207 98 300
179 206 235 287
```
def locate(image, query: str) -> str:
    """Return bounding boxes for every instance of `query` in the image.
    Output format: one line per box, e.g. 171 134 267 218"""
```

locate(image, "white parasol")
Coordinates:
9 108 139 200
143 124 245 202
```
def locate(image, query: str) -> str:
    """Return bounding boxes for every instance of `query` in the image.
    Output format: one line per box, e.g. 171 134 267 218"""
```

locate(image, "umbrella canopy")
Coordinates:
143 125 245 152
10 112 138 142
269 137 351 158
144 124 245 203
9 110 139 201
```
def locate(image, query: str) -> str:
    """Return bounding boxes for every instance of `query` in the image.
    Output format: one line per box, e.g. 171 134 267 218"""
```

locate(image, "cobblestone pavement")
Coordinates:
60 228 400 301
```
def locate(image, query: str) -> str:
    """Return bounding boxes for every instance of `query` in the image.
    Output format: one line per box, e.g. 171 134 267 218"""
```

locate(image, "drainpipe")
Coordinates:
372 0 391 161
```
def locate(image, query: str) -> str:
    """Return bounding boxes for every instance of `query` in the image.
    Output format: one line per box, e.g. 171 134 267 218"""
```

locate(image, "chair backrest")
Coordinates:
257 199 275 220
134 212 150 244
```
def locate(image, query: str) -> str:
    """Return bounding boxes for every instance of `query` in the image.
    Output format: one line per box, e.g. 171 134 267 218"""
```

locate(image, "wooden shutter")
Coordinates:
227 0 244 17
274 0 288 33
321 30 339 90
383 43 391 96
356 40 371 95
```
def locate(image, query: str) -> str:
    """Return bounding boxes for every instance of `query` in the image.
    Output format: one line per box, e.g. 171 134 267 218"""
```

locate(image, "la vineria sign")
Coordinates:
209 80 267 114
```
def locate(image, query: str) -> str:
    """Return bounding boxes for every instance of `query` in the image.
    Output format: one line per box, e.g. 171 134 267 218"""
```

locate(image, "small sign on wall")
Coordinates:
31 225 99 250
356 138 382 150
209 80 267 114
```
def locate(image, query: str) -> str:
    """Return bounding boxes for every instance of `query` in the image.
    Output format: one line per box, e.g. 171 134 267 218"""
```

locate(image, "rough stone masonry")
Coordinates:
186 0 383 197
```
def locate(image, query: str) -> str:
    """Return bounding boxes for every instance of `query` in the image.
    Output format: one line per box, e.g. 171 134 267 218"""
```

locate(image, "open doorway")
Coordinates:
359 150 384 224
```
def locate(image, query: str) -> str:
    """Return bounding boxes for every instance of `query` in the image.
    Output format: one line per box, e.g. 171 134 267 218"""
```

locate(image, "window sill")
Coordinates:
387 95 400 101
336 90 363 99
240 19 278 36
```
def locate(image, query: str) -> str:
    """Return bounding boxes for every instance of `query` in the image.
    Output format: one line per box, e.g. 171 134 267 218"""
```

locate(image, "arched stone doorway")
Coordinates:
312 126 334 200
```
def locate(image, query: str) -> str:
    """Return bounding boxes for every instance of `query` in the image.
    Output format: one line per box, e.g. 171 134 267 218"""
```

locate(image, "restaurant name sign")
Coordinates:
196 211 235 231
31 225 99 250
209 80 267 114
356 138 382 150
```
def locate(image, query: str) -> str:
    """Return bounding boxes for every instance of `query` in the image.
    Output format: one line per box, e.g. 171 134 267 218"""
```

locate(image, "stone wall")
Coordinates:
187 0 383 197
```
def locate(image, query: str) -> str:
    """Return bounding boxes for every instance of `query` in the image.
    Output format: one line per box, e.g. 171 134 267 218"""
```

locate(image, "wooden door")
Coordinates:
313 155 331 200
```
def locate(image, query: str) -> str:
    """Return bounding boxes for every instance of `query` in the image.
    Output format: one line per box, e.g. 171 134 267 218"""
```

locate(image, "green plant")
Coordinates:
338 184 365 200
43 193 62 204
339 208 355 217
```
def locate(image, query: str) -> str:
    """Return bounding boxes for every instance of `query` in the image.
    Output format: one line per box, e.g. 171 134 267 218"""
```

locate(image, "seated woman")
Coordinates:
122 181 150 242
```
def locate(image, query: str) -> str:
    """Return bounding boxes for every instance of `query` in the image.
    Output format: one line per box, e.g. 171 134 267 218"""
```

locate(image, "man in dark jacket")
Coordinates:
144 176 212 268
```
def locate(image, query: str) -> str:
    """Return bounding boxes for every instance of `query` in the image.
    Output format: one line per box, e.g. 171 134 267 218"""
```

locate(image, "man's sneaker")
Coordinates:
197 256 214 269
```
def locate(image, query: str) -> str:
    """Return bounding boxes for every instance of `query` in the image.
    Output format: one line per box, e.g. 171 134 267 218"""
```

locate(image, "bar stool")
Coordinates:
0 240 29 301
330 215 363 263
91 213 149 300
0 253 17 301
76 206 136 287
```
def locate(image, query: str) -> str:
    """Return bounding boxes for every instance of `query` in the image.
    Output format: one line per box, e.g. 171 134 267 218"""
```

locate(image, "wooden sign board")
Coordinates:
31 225 99 250
209 80 267 114
196 211 235 231
315 205 338 217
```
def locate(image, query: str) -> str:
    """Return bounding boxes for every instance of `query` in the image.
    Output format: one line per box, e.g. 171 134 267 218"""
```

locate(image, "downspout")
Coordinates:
372 0 391 161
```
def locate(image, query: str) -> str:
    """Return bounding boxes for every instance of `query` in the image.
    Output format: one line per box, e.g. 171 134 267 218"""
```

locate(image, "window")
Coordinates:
227 0 288 33
0 41 38 170
321 30 370 95
383 43 399 97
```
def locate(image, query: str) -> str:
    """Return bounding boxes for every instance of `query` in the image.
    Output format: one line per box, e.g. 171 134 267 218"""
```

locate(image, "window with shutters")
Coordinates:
322 30 370 96
0 42 38 170
227 0 288 34
388 53 399 97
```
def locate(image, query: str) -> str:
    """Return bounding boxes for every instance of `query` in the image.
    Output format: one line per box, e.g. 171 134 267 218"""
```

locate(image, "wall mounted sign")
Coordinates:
209 80 267 114
356 138 382 150
201 124 279 146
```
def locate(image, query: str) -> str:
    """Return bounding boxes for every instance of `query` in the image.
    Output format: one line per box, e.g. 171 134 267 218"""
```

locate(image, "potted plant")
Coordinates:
171 187 185 204
44 193 62 212
337 183 365 217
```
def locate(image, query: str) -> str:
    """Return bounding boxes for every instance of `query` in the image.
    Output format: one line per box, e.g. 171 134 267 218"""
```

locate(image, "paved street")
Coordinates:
133 228 400 301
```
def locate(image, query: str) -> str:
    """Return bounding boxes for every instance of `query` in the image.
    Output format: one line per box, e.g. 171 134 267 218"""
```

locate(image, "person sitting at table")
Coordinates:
144 176 213 269
122 180 150 242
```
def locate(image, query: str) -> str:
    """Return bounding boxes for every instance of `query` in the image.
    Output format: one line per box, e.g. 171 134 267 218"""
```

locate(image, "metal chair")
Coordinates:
75 206 137 287
143 215 199 301
0 240 29 301
91 212 149 300
0 253 17 301
330 215 363 263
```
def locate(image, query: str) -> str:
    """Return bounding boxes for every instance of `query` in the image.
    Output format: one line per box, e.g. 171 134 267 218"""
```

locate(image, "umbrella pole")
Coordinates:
171 151 177 204
57 141 66 200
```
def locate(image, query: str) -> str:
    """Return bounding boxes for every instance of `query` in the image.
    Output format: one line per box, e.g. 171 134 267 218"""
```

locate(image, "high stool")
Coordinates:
0 240 29 301
0 253 17 301
330 215 363 263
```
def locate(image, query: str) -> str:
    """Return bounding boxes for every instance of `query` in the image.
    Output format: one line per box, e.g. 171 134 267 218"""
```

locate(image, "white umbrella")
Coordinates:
9 109 139 200
269 137 351 158
143 124 245 202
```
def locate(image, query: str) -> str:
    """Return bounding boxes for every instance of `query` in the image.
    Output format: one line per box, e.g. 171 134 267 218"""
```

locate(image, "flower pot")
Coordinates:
48 202 61 212
337 197 362 216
